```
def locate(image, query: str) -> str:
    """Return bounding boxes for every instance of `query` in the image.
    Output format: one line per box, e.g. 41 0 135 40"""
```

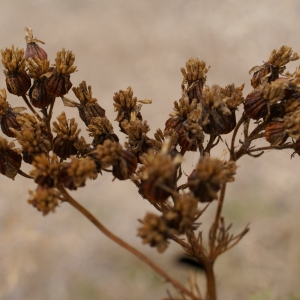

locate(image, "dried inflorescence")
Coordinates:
88 139 137 180
138 213 174 253
122 119 153 161
87 116 119 145
1 46 31 96
188 154 236 202
28 187 60 216
30 153 60 188
26 58 54 108
138 142 182 204
60 156 97 190
11 113 52 163
63 81 105 126
45 48 77 97
249 45 299 88
52 112 80 159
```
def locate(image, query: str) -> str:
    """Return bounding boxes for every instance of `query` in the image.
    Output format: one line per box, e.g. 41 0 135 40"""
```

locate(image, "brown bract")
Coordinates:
0 136 22 179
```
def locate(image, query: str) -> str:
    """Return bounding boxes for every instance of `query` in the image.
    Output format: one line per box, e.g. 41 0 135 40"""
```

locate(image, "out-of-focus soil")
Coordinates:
0 1 300 299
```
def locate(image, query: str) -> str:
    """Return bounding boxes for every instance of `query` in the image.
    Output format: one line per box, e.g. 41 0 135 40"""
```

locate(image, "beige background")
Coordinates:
0 0 300 299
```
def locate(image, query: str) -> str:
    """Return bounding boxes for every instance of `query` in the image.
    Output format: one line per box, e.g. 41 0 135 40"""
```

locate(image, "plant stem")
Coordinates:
22 95 42 121
58 185 200 300
204 261 216 300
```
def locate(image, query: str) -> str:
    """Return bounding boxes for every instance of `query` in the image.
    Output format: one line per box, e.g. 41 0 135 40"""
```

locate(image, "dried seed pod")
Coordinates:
163 194 198 234
29 79 54 108
244 90 268 120
138 213 174 253
52 112 80 159
24 27 47 61
1 108 22 137
11 113 52 164
87 116 119 146
249 45 299 88
181 58 210 104
112 149 137 180
88 140 137 180
30 154 60 188
60 157 97 190
121 119 153 161
265 121 288 145
45 48 77 97
1 46 31 96
284 109 300 139
0 137 22 180
28 186 60 216
188 154 228 202
63 81 105 126
138 142 182 204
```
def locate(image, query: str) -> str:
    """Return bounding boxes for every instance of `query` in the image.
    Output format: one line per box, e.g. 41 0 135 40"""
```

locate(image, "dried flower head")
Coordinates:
222 83 245 110
113 86 151 131
52 112 80 159
1 46 31 96
63 81 105 126
121 119 153 160
153 128 179 152
181 58 209 83
262 80 289 104
0 89 24 137
45 48 77 97
60 157 97 190
265 121 287 145
249 45 299 88
89 140 137 180
138 213 174 253
0 136 22 180
28 187 60 216
164 194 198 234
202 85 236 134
11 113 52 163
30 153 60 188
188 154 231 202
27 58 54 108
138 141 182 203
87 116 119 145
244 90 268 120
284 110 300 139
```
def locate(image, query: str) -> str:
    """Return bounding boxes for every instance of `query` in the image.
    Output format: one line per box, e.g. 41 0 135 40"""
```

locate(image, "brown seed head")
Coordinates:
60 157 97 190
268 45 299 68
221 83 245 110
1 46 31 96
30 153 60 188
265 121 287 145
87 116 119 145
52 112 80 159
164 194 198 234
138 141 182 203
188 154 228 202
181 58 210 84
137 213 174 253
11 113 52 163
28 187 60 216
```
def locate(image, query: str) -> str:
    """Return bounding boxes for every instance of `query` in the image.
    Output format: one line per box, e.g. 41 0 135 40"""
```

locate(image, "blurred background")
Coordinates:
0 0 300 299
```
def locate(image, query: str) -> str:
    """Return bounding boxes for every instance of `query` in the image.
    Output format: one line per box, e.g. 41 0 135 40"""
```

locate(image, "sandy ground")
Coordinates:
0 0 300 299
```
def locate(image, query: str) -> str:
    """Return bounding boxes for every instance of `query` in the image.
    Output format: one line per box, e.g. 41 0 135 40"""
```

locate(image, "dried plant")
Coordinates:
1 28 300 299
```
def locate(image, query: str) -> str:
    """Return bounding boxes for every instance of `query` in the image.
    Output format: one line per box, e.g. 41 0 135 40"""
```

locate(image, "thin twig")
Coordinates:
22 95 42 121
